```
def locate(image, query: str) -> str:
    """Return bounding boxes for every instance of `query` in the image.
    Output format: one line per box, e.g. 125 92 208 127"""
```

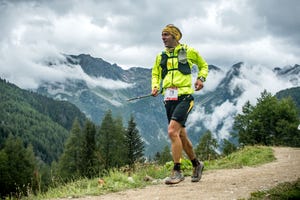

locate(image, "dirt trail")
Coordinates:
60 147 300 200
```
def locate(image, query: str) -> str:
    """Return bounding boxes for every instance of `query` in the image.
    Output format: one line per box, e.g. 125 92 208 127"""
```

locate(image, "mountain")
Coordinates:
37 54 167 155
0 78 87 163
276 86 300 114
35 54 300 156
274 64 300 86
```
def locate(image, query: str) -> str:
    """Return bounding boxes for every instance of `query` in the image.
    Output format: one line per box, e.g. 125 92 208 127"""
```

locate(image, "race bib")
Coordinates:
164 87 178 101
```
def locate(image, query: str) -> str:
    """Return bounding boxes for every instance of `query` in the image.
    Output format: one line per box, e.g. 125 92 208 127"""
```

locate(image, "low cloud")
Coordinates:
202 68 226 93
0 42 132 90
84 75 133 90
188 63 298 141
232 63 294 108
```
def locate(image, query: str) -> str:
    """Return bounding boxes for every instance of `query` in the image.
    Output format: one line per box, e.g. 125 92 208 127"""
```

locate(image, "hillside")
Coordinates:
0 78 87 163
276 86 300 114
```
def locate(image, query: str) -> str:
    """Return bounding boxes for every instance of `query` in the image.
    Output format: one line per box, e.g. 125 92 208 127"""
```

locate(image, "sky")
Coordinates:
0 0 300 89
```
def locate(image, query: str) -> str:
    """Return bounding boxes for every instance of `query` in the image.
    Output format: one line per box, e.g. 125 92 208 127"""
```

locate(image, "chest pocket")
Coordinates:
160 48 191 79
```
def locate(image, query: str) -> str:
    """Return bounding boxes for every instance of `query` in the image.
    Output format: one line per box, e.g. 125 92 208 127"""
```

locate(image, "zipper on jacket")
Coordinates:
170 52 174 86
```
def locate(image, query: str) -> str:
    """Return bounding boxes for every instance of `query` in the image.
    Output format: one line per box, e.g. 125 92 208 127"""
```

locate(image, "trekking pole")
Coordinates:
127 94 153 101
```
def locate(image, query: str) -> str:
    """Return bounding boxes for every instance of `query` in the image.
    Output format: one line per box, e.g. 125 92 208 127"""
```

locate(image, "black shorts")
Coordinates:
164 95 194 127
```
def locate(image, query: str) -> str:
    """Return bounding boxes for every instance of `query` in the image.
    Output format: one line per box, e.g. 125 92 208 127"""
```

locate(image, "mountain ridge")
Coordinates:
15 54 300 156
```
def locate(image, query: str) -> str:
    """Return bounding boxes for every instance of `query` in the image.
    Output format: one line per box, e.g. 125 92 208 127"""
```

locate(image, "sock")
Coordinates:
173 163 181 171
191 158 199 167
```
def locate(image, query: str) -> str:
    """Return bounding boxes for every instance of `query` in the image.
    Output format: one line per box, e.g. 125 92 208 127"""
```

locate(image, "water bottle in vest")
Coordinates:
178 48 187 64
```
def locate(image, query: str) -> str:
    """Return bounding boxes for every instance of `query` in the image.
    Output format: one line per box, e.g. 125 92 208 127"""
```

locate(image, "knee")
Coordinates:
168 126 177 139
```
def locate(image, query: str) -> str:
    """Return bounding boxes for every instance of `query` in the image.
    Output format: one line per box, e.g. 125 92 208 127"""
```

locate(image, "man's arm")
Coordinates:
188 47 208 91
151 55 162 96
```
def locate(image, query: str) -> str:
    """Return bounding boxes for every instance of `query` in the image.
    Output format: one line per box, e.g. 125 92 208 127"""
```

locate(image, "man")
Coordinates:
151 24 208 184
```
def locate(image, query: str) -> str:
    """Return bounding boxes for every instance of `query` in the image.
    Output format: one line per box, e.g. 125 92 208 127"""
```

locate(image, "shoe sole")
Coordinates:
165 177 185 185
191 162 204 182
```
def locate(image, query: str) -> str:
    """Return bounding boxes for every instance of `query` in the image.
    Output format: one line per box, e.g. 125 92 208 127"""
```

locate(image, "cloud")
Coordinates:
252 0 300 46
188 63 298 141
0 0 300 90
231 63 295 108
85 76 133 90
202 68 227 93
0 38 132 89
187 100 237 140
179 0 300 67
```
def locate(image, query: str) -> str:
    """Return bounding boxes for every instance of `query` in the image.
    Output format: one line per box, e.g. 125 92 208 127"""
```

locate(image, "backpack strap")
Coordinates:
160 51 168 79
160 45 190 79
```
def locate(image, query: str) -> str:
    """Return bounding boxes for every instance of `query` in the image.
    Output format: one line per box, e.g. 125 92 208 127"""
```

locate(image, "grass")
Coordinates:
205 145 275 170
27 165 169 199
246 178 300 200
26 146 278 199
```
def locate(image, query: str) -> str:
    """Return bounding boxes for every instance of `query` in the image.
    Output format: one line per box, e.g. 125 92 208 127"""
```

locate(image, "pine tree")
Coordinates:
0 149 10 198
221 139 237 156
58 118 83 180
0 134 36 198
233 101 255 145
124 115 145 167
112 116 126 167
98 110 115 170
81 120 98 178
97 110 127 169
253 90 278 145
195 130 219 161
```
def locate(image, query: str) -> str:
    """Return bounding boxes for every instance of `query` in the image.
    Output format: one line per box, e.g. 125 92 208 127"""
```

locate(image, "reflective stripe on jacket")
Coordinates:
151 44 208 96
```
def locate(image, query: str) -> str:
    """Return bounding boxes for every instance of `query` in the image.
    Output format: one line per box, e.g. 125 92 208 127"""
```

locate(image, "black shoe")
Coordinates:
191 162 204 182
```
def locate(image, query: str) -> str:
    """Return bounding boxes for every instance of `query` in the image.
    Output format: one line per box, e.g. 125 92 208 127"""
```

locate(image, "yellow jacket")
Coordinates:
151 44 208 96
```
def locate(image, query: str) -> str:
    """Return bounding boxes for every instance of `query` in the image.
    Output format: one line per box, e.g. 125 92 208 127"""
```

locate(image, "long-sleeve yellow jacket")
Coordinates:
151 44 208 96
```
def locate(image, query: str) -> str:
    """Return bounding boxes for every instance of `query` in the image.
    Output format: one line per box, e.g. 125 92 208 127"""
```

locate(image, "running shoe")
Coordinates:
165 170 185 185
191 161 204 182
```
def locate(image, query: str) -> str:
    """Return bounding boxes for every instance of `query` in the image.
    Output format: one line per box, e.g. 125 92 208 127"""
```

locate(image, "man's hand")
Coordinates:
194 79 204 91
151 87 159 96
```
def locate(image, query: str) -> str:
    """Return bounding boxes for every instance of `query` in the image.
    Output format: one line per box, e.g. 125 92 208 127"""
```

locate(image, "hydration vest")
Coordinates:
160 45 191 79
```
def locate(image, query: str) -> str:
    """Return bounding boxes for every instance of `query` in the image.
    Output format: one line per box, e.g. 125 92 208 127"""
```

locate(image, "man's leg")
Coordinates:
165 119 185 184
180 128 204 182
168 119 183 165
180 128 196 160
